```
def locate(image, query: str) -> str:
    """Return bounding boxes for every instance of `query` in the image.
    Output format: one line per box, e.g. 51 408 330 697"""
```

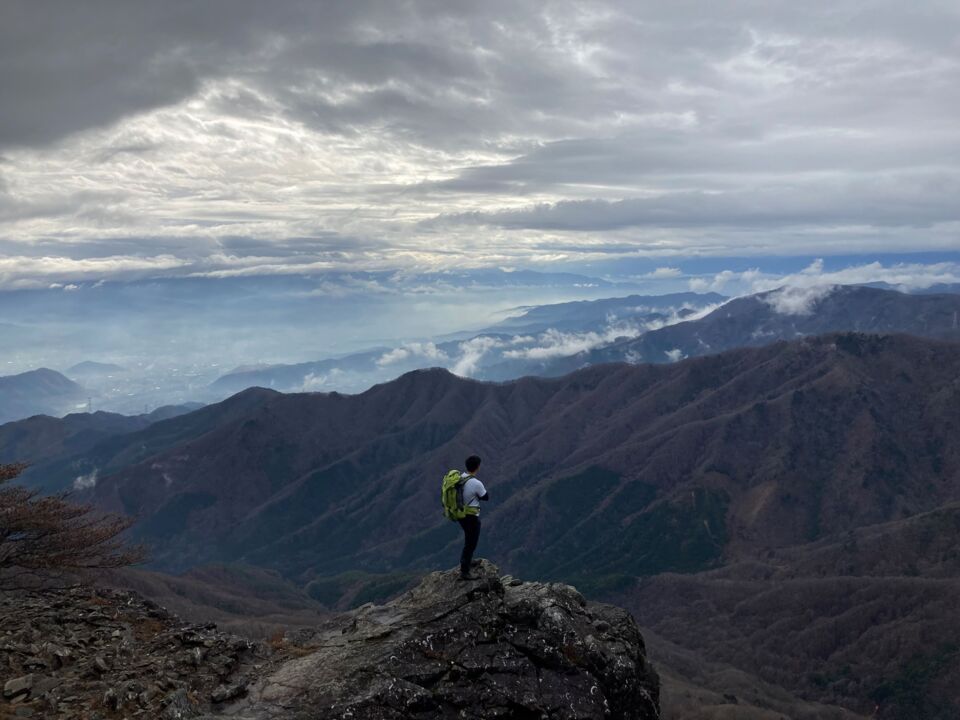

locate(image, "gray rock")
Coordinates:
3 674 33 700
163 688 200 718
0 565 659 720
211 680 247 703
92 654 110 673
226 560 660 719
0 586 259 719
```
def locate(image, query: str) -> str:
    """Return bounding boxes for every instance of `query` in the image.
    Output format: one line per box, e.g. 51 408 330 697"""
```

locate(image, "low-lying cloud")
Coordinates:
450 337 506 377
763 285 838 316
689 259 960 298
73 469 98 490
503 324 640 361
377 342 448 367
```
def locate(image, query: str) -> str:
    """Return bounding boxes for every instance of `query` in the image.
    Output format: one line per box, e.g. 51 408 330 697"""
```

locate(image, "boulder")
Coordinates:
224 560 660 719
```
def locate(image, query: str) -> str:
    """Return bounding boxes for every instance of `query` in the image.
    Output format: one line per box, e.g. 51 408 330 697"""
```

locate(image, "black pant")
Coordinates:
457 515 481 574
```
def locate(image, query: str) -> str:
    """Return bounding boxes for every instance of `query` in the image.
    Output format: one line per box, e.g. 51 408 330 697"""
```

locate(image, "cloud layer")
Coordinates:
2 1 959 286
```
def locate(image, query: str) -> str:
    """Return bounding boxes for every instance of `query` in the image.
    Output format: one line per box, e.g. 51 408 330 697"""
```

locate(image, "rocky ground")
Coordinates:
0 584 268 719
1 561 660 719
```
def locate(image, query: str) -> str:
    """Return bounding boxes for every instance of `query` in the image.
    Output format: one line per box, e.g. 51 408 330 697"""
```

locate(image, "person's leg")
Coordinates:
469 517 481 567
459 516 480 575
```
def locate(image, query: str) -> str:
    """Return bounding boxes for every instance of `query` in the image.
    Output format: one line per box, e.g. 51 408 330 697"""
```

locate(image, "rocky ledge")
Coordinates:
0 561 659 719
218 560 659 719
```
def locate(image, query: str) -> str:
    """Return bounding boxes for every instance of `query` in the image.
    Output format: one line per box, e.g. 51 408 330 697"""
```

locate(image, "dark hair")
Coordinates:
465 455 482 473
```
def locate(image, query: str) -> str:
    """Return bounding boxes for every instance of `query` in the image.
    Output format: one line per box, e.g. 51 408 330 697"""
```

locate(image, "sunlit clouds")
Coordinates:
2 1 959 287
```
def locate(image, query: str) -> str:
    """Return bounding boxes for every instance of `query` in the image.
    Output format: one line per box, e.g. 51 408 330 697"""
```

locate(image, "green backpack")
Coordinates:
441 469 479 521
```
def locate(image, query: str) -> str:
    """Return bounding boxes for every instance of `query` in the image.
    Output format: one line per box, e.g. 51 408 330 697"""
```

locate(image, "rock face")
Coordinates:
0 563 659 719
0 585 263 718
220 560 660 719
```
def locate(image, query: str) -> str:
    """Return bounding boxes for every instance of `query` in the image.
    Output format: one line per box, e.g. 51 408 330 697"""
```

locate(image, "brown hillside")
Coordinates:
67 332 960 583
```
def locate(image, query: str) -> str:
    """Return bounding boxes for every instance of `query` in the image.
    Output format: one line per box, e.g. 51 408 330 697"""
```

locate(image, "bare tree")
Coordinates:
0 463 145 580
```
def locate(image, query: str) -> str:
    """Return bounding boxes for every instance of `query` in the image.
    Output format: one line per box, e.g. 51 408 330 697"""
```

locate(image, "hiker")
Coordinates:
457 455 488 579
440 455 490 580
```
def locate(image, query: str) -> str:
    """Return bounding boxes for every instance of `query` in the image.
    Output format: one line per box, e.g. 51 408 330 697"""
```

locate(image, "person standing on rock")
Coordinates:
457 455 488 580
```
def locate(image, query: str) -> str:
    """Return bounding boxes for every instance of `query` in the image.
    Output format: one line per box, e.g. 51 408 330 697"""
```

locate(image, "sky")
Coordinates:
2 0 959 292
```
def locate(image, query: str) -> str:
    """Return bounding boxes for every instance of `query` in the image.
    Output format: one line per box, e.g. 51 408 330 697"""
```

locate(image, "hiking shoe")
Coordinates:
458 572 475 581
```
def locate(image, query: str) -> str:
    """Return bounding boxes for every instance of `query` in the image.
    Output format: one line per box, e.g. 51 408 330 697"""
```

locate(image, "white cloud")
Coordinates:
0 255 189 288
688 259 960 300
645 267 682 279
664 348 685 362
502 300 728 362
687 269 743 293
639 302 726 332
750 259 960 294
763 285 837 315
73 470 98 490
300 368 346 391
377 342 448 367
451 336 506 377
503 325 635 360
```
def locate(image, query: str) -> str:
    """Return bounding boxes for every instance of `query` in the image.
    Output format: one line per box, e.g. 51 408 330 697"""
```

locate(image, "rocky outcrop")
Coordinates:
0 585 264 718
219 560 660 719
0 562 659 719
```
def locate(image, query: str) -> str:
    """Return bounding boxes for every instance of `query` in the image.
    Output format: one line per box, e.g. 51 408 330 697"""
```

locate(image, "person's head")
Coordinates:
465 455 482 474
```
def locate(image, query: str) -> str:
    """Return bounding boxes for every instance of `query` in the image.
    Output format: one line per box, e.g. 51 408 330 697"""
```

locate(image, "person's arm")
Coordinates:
477 479 489 501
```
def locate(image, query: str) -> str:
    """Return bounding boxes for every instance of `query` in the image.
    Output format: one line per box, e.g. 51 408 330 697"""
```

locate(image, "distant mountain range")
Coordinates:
481 284 960 379
7 331 960 718
67 360 126 376
208 285 960 395
209 291 725 395
0 402 203 490
7 284 957 421
67 332 958 581
0 368 85 424
478 291 728 334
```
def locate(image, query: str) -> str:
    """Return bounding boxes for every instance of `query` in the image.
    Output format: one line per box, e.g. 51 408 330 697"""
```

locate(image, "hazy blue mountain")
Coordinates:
208 292 725 395
863 281 960 295
5 389 274 494
1 268 649 414
481 284 960 379
911 282 960 295
67 361 127 376
209 348 393 396
0 402 205 490
483 292 727 335
0 269 626 364
0 368 86 424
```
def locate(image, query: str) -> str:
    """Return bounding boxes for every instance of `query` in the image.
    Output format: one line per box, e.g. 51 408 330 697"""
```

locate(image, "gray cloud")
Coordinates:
1 1 959 285
439 172 960 231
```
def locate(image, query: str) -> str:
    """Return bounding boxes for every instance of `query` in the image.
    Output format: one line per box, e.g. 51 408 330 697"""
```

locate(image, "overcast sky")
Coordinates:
2 0 959 289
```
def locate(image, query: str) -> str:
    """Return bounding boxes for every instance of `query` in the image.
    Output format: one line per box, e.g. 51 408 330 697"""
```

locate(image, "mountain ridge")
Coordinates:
0 367 85 424
497 285 960 379
57 331 960 583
